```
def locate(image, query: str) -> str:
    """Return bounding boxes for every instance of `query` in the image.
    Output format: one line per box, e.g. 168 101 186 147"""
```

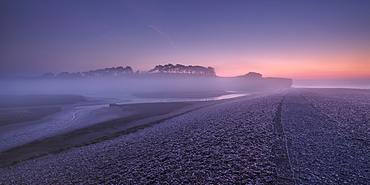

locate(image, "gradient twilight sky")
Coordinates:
1 0 369 79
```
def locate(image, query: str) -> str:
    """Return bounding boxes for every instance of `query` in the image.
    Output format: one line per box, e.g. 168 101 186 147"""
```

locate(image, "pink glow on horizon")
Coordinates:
207 49 370 79
215 62 370 79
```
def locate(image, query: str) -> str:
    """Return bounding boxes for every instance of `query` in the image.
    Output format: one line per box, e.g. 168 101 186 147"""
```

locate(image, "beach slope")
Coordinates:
0 88 369 184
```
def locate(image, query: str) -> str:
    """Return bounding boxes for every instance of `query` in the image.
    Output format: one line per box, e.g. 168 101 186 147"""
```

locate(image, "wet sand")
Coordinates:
0 107 61 125
0 101 121 152
0 101 218 166
0 94 85 108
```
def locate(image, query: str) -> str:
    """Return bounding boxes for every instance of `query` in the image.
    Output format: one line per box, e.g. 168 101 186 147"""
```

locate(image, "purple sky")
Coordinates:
1 0 369 79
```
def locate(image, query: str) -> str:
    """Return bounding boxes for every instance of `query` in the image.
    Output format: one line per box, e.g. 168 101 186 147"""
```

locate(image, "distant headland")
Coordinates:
0 64 292 95
42 64 216 78
37 64 293 92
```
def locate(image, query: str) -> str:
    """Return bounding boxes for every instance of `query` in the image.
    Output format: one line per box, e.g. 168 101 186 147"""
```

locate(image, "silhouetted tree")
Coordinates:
57 72 71 78
148 64 216 76
244 72 262 78
82 66 133 77
42 73 55 78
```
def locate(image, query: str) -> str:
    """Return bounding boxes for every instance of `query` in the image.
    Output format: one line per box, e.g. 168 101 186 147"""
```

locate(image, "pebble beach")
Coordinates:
0 88 369 184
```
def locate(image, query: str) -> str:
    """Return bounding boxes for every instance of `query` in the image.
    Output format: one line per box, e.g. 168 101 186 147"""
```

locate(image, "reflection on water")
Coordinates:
292 79 370 89
115 93 249 105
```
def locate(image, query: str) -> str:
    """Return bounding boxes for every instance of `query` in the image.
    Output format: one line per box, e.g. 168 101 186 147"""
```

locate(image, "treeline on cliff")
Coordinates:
148 64 215 76
32 64 292 94
1 65 293 96
42 64 216 78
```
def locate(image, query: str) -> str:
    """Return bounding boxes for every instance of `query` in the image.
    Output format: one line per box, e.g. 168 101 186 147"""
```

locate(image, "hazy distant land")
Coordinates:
0 64 292 95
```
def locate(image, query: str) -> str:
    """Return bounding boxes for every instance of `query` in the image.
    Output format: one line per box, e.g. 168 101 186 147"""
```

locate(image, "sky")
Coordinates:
1 0 369 79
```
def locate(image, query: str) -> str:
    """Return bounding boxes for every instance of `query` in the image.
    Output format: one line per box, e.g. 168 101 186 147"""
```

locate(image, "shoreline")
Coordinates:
0 88 368 184
0 91 251 153
0 99 226 167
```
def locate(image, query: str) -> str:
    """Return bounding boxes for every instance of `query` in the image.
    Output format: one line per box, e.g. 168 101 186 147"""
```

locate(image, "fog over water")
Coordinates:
0 73 292 96
0 89 249 152
0 76 256 151
292 79 370 89
0 77 218 95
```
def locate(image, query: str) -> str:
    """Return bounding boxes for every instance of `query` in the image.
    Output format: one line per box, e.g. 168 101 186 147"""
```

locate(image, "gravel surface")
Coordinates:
282 89 369 184
0 88 369 184
299 88 370 143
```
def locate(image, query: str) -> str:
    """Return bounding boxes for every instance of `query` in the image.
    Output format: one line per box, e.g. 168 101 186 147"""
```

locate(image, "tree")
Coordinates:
42 73 55 78
148 64 216 76
57 72 71 78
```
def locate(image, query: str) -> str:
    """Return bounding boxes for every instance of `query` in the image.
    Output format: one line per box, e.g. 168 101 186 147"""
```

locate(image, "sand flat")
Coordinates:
0 101 213 166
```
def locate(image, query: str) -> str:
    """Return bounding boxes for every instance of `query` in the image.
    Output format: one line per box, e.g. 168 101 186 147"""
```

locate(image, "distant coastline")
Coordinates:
0 64 293 95
40 64 217 79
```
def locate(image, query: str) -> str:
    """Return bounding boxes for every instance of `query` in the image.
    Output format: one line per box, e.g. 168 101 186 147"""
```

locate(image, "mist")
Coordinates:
293 79 370 89
0 74 292 99
0 73 292 151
